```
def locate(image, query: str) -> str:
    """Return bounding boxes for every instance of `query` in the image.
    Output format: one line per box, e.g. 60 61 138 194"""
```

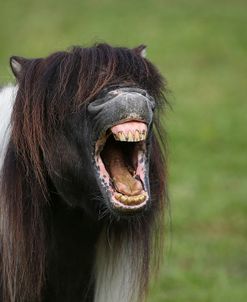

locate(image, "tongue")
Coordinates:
102 142 143 196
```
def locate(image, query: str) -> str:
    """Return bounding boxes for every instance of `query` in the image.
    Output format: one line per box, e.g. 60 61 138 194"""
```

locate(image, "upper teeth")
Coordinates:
113 130 147 142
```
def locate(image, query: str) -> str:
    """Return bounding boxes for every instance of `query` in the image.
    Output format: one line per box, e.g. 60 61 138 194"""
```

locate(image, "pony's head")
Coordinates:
9 44 167 219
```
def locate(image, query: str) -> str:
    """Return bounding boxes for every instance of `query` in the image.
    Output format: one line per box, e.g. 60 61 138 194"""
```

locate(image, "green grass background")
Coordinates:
0 0 246 301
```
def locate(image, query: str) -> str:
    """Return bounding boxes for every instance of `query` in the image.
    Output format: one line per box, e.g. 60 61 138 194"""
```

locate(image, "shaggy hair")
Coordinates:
0 43 168 302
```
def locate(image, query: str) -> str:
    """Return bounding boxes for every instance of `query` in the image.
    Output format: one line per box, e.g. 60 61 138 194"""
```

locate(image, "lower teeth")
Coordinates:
114 192 146 205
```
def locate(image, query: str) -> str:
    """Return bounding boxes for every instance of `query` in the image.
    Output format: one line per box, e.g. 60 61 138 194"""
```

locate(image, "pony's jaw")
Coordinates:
87 86 155 214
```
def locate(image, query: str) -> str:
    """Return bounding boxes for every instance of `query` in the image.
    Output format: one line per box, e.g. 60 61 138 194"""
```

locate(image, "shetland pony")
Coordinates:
0 44 168 302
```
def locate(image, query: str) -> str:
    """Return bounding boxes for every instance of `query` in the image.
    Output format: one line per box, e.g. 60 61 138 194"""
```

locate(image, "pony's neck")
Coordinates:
44 198 101 302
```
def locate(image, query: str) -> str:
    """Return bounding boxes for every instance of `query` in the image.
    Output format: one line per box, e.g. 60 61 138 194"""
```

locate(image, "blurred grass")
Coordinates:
0 0 246 301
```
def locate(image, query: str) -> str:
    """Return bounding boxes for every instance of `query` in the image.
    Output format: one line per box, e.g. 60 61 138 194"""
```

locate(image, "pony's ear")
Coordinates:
133 45 147 58
10 56 29 79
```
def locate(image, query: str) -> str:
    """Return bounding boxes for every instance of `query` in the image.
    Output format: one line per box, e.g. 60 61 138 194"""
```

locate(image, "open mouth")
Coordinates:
95 121 149 211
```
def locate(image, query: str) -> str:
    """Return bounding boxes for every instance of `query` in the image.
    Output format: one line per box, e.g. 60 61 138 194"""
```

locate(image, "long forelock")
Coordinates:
34 44 166 108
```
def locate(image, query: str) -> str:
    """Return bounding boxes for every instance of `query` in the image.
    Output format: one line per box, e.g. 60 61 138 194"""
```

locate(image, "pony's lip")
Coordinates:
94 120 149 211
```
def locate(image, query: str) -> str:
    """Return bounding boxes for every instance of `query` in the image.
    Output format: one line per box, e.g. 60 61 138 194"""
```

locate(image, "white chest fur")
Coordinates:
0 85 16 170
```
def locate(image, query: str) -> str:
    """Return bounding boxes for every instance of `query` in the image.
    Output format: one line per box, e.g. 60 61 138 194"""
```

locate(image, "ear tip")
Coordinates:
10 56 23 78
133 45 148 58
140 47 147 58
139 44 147 50
10 56 20 64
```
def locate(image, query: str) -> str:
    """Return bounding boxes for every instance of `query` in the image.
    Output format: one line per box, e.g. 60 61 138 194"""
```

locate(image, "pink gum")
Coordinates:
111 121 147 135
